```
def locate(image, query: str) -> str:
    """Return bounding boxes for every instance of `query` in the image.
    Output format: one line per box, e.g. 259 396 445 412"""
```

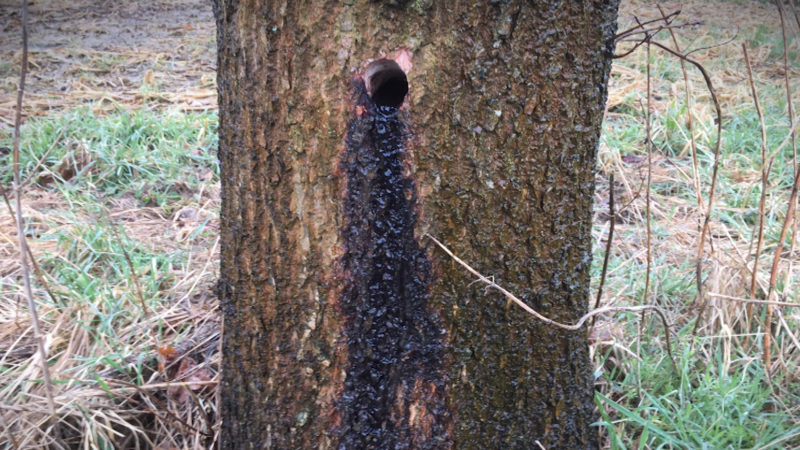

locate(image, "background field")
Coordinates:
0 0 798 448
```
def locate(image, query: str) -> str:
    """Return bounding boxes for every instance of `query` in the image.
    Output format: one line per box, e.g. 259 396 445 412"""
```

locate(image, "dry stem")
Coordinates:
743 43 778 368
619 39 722 334
658 5 704 213
743 43 770 309
648 41 723 334
777 0 799 296
10 0 63 445
592 171 615 329
643 37 653 307
764 152 800 367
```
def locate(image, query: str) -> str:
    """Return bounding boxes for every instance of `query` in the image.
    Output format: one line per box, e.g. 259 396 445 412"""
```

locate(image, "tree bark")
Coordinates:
213 1 619 448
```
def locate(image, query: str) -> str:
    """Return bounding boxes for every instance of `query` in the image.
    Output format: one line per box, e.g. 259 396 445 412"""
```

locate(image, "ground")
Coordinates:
0 0 798 448
0 0 216 122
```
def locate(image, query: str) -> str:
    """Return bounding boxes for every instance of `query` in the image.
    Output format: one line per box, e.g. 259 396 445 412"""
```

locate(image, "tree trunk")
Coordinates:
213 1 619 448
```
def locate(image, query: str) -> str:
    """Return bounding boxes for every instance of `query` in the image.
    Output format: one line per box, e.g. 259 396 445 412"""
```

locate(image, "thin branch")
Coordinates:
109 220 150 321
778 0 799 295
615 21 702 43
658 5 704 213
776 309 800 361
592 171 616 328
613 22 702 59
0 410 20 449
707 292 800 308
425 233 679 375
614 9 681 40
641 41 721 335
743 43 770 315
792 0 800 32
684 32 739 57
11 1 63 446
643 36 653 306
767 117 800 168
615 29 724 332
0 189 63 308
763 149 800 368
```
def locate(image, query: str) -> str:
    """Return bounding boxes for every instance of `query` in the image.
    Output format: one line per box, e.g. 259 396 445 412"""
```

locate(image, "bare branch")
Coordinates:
591 171 615 329
658 5 704 212
11 0 63 445
638 41 722 335
642 29 653 307
614 9 681 40
707 293 800 308
743 43 770 308
609 14 724 332
777 0 799 297
0 189 63 308
684 32 739 57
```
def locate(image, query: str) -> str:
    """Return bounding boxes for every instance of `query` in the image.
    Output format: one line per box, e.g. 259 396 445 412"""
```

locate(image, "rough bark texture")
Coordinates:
213 1 619 448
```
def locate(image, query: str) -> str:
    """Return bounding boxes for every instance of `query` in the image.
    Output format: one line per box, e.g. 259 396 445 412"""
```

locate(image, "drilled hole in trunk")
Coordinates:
336 64 448 446
365 59 408 109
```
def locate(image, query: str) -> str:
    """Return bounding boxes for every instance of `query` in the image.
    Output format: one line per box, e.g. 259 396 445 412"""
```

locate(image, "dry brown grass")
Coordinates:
0 185 221 447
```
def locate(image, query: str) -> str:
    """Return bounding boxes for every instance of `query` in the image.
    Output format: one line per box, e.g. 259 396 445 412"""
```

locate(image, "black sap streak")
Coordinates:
337 79 449 449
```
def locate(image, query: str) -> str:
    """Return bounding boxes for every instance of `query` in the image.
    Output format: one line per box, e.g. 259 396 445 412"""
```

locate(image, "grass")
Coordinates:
592 3 800 447
0 107 218 207
596 352 799 449
1 0 800 448
0 108 220 448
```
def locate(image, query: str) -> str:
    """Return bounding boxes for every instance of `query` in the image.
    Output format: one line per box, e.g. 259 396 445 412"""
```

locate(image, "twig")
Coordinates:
778 0 799 296
425 233 679 375
11 1 63 446
766 116 800 165
636 27 654 394
776 309 800 359
0 189 64 308
643 37 653 307
792 0 800 32
743 43 770 318
763 153 800 369
684 33 739 58
642 40 721 335
613 21 703 59
614 168 649 215
614 9 681 40
109 220 150 321
616 21 703 42
658 5 704 213
616 29 724 332
591 171 615 328
612 9 697 60
707 292 799 308
655 6 717 337
0 411 20 449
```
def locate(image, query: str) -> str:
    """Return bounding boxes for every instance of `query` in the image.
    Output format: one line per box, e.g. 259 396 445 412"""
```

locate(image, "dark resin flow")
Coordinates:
337 61 449 448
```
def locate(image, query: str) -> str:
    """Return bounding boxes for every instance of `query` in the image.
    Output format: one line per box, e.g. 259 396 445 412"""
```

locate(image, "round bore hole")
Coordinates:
365 59 408 109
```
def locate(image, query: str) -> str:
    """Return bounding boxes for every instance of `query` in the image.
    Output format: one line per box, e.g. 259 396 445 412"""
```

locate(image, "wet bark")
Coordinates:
213 1 619 448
